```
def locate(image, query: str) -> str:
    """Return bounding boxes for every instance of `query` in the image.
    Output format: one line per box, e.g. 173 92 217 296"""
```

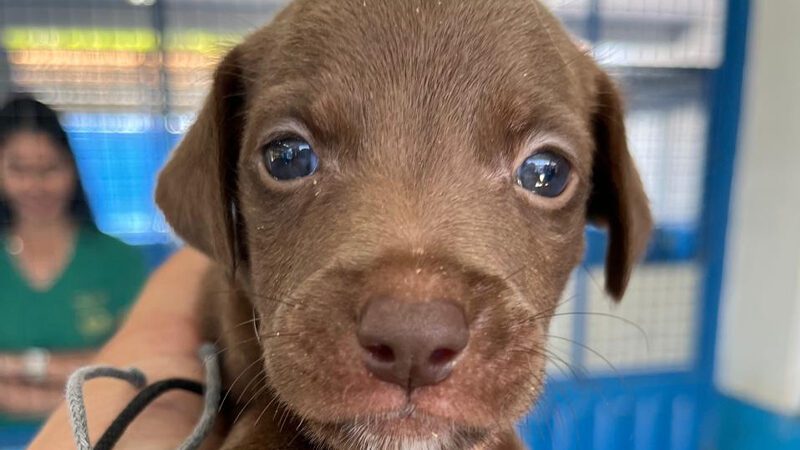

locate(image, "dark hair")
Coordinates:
0 94 95 229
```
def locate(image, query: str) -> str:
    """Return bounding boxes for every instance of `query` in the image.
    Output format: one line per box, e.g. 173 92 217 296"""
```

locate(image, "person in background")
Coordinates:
0 95 147 427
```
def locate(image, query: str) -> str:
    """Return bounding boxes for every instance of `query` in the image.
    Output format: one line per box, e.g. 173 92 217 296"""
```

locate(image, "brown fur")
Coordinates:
156 1 652 449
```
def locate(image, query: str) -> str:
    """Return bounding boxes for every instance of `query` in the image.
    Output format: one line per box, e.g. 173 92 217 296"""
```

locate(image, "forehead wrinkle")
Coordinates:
246 80 360 153
476 82 592 167
265 0 581 106
517 104 591 152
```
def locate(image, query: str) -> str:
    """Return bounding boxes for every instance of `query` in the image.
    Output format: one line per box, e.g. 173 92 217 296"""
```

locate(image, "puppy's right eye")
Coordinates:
262 137 319 181
515 149 572 198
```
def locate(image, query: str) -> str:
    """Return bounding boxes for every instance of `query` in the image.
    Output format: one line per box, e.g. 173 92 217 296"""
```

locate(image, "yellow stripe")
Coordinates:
2 27 241 54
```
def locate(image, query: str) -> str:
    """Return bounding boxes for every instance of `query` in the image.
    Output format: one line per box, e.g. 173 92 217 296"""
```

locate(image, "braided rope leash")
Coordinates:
65 343 220 450
178 344 221 450
66 366 147 450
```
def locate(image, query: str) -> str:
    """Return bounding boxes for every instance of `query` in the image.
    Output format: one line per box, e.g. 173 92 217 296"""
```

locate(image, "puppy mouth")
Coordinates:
371 401 425 423
340 402 478 445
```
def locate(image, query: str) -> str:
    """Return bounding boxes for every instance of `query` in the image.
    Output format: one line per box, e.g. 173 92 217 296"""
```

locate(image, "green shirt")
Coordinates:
0 227 147 427
0 227 147 351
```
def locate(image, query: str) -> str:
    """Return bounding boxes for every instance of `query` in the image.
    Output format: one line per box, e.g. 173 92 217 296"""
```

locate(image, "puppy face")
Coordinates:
157 0 651 448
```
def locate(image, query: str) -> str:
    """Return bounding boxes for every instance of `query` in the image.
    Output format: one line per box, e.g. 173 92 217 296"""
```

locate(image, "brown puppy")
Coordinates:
156 0 652 449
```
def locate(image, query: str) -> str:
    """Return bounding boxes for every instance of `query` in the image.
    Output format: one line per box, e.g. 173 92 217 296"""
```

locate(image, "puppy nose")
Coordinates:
357 298 469 389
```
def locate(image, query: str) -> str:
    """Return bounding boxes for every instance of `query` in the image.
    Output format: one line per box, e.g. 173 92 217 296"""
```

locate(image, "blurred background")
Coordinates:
0 0 796 449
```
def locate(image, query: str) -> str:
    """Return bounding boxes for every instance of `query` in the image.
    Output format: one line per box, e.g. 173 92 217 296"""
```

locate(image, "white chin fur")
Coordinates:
343 425 458 450
361 437 453 450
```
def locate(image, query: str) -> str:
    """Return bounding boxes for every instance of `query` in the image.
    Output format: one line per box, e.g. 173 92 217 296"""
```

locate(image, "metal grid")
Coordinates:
0 0 724 375
541 0 724 376
543 0 726 68
583 264 700 372
623 70 709 227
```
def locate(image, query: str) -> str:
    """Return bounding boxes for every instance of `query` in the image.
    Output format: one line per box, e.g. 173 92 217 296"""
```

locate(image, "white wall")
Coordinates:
715 0 800 414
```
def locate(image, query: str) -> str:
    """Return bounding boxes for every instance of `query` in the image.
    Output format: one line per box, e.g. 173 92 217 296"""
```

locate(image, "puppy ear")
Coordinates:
587 70 653 301
156 46 246 268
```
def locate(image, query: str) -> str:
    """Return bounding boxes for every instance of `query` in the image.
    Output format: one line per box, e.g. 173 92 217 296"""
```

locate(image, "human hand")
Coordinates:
0 379 62 418
0 351 95 385
28 247 224 450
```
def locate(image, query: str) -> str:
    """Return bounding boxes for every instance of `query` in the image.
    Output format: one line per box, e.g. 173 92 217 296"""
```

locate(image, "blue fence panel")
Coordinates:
515 0 749 448
522 374 706 450
66 115 182 246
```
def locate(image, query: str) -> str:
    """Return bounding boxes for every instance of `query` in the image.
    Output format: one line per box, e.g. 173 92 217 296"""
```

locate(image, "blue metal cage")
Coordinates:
0 0 750 448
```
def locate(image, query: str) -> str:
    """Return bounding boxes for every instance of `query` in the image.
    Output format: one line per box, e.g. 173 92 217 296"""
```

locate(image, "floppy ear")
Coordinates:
587 70 653 301
156 46 246 269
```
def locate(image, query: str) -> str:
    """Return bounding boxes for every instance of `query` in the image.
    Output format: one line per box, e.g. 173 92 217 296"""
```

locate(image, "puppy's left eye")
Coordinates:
263 137 319 181
516 150 572 198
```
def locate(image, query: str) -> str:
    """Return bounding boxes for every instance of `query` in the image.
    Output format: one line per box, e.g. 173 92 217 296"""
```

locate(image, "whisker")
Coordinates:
539 311 650 349
232 382 271 425
508 346 582 380
205 289 306 309
252 308 260 345
580 263 606 297
499 264 529 284
255 393 283 428
531 294 579 322
218 357 264 412
539 351 575 379
278 406 293 433
287 415 307 446
212 332 300 357
546 334 620 375
461 263 536 305
235 371 268 406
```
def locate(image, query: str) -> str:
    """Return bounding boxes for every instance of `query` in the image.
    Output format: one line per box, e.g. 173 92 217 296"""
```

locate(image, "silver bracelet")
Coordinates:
22 347 50 383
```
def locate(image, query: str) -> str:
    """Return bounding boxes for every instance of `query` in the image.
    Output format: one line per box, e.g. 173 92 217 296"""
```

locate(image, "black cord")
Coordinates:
94 378 204 450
